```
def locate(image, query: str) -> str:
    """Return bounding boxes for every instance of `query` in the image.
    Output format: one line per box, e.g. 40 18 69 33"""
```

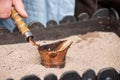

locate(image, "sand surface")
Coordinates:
0 32 120 80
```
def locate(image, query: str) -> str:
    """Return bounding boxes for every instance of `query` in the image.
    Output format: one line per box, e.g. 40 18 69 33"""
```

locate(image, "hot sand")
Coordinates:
0 32 120 80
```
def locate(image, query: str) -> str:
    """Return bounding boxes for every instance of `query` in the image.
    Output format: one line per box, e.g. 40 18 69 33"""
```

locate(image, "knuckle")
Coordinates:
0 13 10 19
0 9 11 19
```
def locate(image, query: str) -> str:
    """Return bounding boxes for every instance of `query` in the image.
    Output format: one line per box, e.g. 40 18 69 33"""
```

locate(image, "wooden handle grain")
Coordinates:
11 7 30 35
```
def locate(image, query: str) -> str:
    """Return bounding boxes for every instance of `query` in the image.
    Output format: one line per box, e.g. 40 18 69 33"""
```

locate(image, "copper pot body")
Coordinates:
38 40 72 68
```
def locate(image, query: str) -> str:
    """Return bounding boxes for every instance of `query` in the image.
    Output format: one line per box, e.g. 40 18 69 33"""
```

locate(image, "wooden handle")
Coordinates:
11 7 30 35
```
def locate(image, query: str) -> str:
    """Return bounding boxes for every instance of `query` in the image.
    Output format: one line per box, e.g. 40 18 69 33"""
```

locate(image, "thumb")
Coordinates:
12 0 28 18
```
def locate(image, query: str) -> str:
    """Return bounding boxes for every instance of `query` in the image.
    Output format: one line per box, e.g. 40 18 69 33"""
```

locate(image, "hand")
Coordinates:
0 0 28 19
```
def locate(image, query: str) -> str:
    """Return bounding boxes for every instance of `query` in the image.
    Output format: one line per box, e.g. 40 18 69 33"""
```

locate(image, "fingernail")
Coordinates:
21 8 28 17
23 11 28 17
22 9 28 17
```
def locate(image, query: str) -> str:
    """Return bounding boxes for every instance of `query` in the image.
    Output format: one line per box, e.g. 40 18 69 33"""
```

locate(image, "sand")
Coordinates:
0 32 120 80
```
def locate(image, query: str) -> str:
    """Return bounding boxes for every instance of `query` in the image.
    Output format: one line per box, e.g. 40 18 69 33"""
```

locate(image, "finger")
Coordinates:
12 0 28 18
0 0 12 19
